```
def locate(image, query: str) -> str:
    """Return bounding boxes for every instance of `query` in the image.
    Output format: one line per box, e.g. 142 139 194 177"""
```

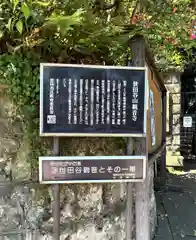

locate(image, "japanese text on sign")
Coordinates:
58 78 128 126
40 156 146 183
132 80 139 122
40 64 146 136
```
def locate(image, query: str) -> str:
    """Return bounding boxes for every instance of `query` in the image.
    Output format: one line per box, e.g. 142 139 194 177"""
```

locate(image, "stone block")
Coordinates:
172 135 180 145
172 104 181 115
166 84 181 93
102 183 126 206
166 145 180 154
167 135 172 145
172 93 181 104
166 155 183 167
171 75 180 84
11 140 31 180
0 93 31 181
167 135 180 146
164 73 180 84
0 93 15 118
77 184 103 217
0 200 22 232
172 124 180 134
165 76 172 84
172 114 181 125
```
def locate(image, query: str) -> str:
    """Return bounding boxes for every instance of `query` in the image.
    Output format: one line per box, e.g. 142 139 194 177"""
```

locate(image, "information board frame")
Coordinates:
39 155 147 184
40 63 148 137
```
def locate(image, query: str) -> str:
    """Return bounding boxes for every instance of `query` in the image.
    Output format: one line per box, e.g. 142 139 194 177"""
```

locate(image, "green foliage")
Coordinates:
0 53 49 173
130 0 195 70
16 20 23 34
44 8 85 35
21 2 30 20
0 0 195 175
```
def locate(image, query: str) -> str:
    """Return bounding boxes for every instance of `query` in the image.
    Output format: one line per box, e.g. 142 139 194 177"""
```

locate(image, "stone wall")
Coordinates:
164 73 181 156
0 90 156 239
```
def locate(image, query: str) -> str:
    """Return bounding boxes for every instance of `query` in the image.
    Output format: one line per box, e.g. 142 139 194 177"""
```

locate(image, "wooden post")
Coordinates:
135 138 149 240
126 138 134 240
130 36 150 240
53 137 60 240
160 91 167 185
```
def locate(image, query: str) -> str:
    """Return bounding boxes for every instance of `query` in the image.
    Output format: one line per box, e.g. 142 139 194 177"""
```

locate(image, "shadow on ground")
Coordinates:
154 166 196 240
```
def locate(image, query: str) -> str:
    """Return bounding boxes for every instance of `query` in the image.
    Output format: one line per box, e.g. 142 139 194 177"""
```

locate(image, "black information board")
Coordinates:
39 156 146 183
40 64 147 136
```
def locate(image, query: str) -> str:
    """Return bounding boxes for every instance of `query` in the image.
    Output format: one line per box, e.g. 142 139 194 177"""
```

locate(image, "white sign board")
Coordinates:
183 116 192 128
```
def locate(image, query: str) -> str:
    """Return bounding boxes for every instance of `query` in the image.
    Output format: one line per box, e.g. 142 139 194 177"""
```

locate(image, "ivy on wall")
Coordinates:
0 53 48 176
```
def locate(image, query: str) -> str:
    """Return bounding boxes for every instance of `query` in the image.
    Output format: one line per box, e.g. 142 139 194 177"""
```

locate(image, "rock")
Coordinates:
26 206 46 229
70 224 106 240
0 198 22 232
0 183 13 198
102 183 126 206
61 203 74 220
77 184 103 217
11 141 31 181
11 186 31 206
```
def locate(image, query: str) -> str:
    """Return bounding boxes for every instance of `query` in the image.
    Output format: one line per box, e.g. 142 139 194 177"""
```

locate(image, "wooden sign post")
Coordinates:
130 37 150 240
52 137 60 240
